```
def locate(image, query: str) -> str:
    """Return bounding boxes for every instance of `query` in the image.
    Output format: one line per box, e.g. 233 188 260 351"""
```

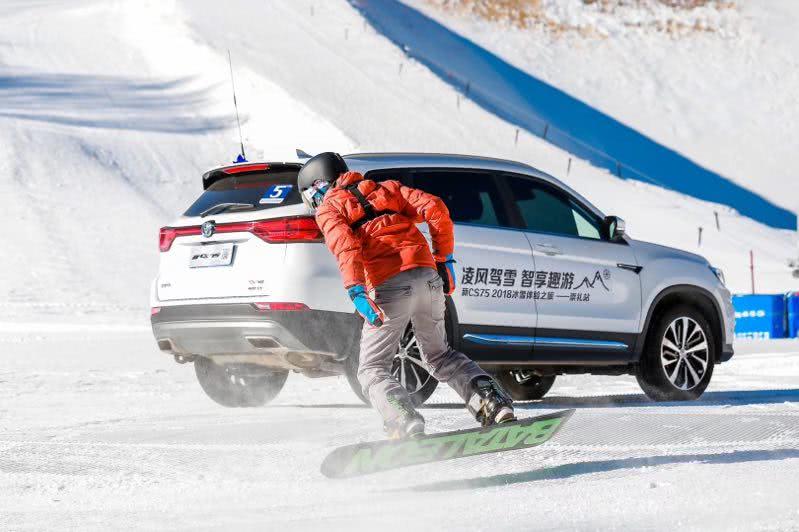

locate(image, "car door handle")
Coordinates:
535 243 563 256
617 263 643 274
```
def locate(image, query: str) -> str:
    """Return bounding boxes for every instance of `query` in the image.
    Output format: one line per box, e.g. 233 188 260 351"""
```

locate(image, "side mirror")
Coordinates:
604 216 626 241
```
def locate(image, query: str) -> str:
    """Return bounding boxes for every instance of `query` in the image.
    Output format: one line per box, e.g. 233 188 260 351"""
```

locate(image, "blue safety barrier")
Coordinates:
788 292 799 338
732 294 787 340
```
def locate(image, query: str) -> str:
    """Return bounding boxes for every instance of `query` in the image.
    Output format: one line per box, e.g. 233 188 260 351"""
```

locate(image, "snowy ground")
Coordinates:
2 330 798 531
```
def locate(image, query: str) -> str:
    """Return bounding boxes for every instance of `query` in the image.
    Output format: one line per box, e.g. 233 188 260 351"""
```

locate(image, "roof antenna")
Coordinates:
228 49 247 163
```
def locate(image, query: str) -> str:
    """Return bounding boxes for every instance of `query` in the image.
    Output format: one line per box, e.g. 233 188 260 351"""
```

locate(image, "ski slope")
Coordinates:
172 0 799 295
400 0 799 228
0 0 355 324
353 0 796 231
1 329 798 530
0 0 795 327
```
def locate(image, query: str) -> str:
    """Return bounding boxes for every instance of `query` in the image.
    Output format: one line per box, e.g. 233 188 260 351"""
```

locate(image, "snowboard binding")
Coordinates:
467 376 516 426
383 391 425 439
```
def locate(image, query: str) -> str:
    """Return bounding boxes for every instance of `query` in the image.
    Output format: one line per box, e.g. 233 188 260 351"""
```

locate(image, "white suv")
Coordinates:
151 153 735 407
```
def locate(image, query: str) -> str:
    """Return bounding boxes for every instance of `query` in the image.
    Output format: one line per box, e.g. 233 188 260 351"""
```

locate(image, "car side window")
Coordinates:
573 209 601 239
505 175 602 240
364 168 410 185
412 170 510 228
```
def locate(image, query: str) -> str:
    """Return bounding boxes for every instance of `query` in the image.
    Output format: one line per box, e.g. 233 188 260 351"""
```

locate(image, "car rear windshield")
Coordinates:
184 169 301 217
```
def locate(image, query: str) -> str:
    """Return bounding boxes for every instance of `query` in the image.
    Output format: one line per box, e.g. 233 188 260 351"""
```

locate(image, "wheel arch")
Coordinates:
635 285 724 363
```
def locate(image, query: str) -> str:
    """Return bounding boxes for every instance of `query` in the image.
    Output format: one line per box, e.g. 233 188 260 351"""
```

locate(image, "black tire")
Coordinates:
636 305 716 401
194 357 288 407
345 321 440 406
496 370 556 401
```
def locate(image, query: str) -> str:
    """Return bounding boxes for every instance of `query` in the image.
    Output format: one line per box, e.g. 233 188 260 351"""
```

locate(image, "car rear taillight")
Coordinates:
250 217 323 243
159 226 201 252
151 307 161 316
158 216 322 252
252 302 310 311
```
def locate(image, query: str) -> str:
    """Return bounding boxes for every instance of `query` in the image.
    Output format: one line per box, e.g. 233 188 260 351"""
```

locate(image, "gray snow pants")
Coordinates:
357 267 487 426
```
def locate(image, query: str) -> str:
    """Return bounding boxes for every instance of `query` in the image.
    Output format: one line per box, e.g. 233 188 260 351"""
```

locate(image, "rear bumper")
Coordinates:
151 303 361 368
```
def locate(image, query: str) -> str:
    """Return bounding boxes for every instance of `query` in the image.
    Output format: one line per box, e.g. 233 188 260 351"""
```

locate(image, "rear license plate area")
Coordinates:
189 243 235 268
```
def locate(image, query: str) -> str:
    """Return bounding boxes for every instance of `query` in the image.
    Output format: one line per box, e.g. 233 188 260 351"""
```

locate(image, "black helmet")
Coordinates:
297 152 348 193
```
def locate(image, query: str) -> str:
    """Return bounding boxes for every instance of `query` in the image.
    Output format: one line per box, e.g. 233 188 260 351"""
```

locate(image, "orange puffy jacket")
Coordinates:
315 171 454 290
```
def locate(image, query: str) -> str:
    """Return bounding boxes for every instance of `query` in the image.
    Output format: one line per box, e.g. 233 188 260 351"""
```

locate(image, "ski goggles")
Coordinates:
301 179 331 210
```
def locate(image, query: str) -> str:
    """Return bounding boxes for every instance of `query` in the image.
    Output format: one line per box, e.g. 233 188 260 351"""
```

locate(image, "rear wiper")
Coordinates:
200 202 256 217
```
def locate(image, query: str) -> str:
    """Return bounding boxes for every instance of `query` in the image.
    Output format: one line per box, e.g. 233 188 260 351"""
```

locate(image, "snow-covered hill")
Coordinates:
0 0 354 323
401 0 799 226
0 0 796 324
354 0 796 231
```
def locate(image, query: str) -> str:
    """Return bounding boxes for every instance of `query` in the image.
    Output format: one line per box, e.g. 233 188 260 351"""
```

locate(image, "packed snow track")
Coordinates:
1 330 798 530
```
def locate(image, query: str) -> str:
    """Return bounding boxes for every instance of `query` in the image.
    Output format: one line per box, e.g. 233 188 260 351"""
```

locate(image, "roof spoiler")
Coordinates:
201 162 302 190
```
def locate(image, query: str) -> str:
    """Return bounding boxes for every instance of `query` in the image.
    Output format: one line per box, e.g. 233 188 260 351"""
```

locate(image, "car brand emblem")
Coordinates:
201 220 215 238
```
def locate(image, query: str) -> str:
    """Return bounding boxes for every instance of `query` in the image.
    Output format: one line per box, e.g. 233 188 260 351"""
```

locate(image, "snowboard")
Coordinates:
321 409 574 479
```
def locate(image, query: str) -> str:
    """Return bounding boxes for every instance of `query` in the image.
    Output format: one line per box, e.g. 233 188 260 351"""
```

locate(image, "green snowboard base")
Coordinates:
321 409 575 479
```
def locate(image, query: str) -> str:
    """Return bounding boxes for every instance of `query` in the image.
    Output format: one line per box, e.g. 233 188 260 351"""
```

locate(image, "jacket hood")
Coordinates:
336 171 365 188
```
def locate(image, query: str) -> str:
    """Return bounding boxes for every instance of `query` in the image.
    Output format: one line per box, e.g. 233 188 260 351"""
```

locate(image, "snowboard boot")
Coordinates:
466 376 516 426
383 391 425 440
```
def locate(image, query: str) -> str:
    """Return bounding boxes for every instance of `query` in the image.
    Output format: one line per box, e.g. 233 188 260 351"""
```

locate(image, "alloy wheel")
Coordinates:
660 317 710 391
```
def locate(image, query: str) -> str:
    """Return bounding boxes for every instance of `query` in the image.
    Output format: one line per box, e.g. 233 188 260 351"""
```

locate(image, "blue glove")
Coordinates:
436 254 457 295
348 285 385 327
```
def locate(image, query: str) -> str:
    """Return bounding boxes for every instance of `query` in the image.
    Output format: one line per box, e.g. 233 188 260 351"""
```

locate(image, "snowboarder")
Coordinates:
297 152 515 439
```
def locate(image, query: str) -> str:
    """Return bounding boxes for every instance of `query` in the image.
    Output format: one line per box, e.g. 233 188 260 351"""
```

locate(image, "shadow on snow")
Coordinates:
406 448 799 492
419 388 799 410
275 388 799 410
0 69 230 133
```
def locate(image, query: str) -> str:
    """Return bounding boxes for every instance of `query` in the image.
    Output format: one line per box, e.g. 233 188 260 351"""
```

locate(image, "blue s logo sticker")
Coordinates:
260 184 293 205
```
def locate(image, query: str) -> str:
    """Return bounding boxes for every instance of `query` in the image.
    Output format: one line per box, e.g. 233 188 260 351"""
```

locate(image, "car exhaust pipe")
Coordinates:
157 339 176 352
246 336 283 349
